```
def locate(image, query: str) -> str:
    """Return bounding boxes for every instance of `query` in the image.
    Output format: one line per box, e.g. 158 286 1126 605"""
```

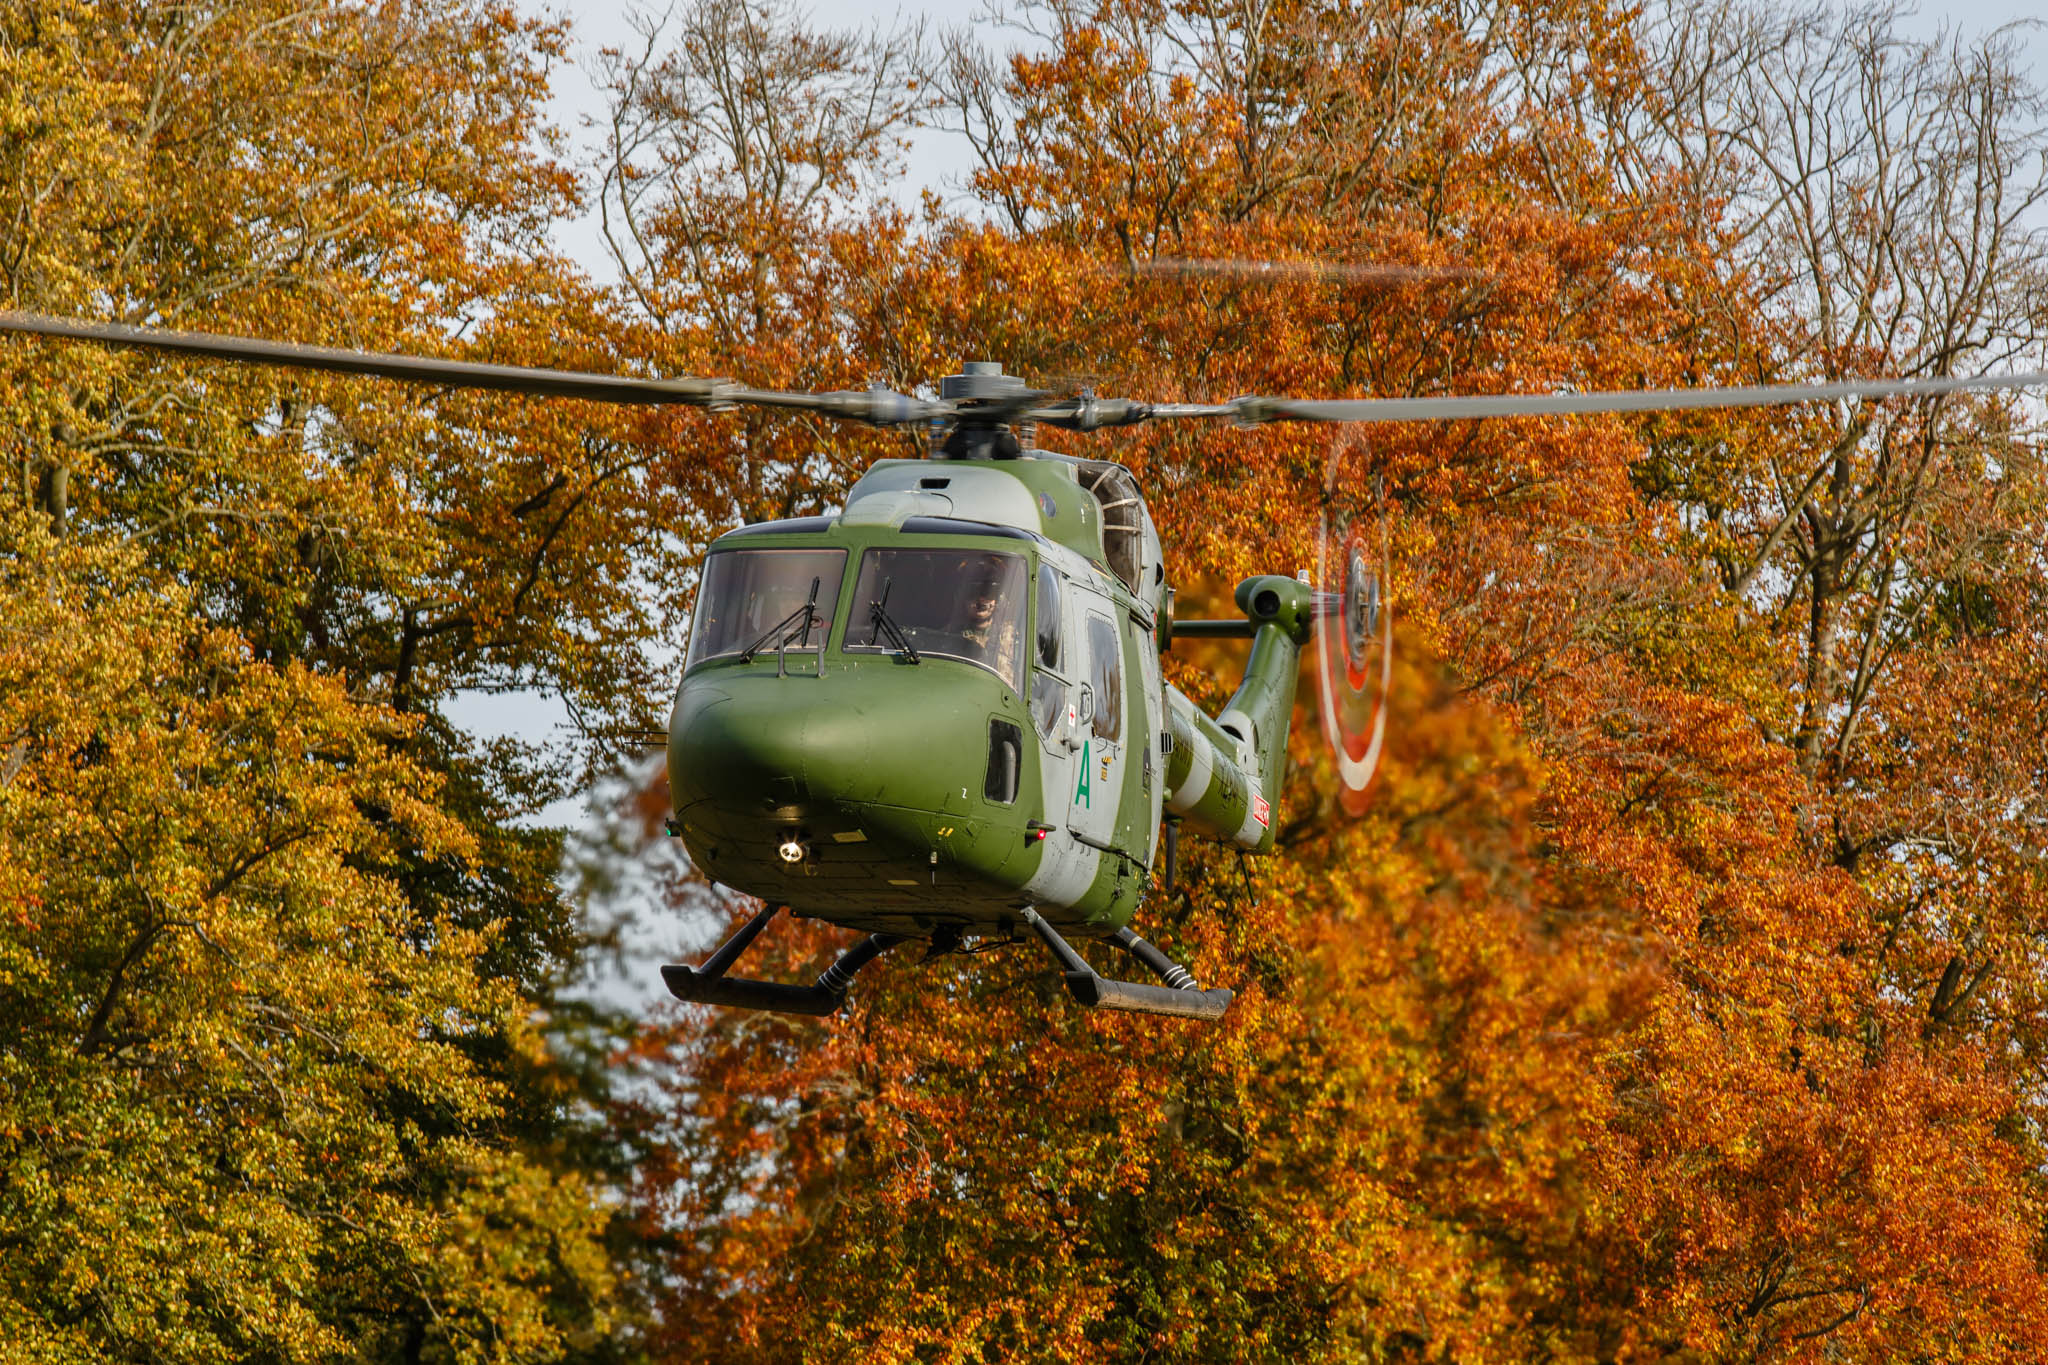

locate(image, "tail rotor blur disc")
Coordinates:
1316 431 1394 815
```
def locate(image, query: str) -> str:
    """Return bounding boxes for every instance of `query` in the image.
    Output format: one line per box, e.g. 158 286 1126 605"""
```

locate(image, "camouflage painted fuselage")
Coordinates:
666 452 1313 940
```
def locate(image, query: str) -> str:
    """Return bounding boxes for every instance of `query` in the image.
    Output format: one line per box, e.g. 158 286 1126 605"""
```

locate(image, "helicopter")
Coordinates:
6 309 2047 1022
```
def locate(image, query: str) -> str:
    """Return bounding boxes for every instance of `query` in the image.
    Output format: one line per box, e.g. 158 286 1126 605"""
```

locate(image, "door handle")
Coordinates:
1067 684 1095 748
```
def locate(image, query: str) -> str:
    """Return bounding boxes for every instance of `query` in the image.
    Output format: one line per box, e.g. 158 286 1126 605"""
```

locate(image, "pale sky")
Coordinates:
525 2 985 276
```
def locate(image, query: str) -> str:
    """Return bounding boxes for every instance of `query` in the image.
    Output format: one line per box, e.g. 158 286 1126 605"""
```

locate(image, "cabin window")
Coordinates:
685 548 845 668
842 548 1027 690
1087 615 1123 742
984 720 1022 803
1030 674 1066 738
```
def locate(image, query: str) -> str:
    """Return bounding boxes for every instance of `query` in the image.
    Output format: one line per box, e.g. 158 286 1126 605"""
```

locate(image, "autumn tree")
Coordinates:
0 2 669 1358
1568 5 2048 1350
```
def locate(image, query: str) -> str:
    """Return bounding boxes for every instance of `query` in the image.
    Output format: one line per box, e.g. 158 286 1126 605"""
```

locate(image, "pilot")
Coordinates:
958 564 1019 680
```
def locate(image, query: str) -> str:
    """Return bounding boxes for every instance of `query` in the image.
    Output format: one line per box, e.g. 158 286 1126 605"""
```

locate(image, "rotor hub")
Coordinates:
939 360 1029 403
932 361 1046 460
1344 547 1381 674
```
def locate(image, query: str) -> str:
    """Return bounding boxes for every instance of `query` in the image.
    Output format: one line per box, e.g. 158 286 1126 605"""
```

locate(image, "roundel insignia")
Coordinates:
1038 491 1058 518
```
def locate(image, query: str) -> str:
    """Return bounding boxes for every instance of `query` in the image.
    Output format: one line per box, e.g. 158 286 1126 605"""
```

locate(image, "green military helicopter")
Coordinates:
6 309 2047 1021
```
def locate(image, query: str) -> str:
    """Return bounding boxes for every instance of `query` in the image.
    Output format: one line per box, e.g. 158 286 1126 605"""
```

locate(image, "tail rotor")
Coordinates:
1314 431 1395 815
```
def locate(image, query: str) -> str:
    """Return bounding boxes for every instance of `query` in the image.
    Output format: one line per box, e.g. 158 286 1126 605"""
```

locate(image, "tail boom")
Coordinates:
1162 576 1315 853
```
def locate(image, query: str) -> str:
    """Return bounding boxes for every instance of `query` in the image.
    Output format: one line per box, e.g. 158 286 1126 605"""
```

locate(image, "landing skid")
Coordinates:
1022 909 1234 1021
661 904 902 1016
661 904 1232 1021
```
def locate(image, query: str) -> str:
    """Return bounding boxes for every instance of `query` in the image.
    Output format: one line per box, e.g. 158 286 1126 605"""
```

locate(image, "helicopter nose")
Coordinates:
668 679 880 813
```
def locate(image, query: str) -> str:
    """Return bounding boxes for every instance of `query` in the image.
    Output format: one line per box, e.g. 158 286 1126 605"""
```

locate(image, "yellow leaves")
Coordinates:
0 3 635 1354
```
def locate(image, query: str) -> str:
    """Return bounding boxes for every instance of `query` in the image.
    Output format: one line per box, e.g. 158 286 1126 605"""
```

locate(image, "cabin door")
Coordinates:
1066 584 1127 852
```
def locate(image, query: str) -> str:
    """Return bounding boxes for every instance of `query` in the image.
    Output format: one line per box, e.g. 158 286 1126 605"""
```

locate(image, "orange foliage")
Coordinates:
615 1 2048 1359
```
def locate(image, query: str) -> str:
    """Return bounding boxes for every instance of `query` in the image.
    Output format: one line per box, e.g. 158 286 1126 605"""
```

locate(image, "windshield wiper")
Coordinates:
739 576 824 676
868 594 920 663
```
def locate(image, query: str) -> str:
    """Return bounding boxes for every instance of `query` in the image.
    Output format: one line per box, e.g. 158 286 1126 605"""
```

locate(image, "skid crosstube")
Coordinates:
1022 909 1234 1021
661 904 902 1017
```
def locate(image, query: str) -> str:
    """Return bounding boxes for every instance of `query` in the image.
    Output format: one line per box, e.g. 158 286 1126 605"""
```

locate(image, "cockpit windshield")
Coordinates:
844 549 1027 689
685 548 846 669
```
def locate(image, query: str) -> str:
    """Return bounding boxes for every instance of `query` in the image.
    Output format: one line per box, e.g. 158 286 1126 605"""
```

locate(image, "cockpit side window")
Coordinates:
685 548 846 669
843 548 1027 690
1029 563 1066 737
1035 563 1062 670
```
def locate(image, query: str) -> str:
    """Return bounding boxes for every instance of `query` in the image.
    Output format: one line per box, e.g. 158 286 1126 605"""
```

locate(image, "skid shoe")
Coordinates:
1021 909 1233 1021
662 904 902 1017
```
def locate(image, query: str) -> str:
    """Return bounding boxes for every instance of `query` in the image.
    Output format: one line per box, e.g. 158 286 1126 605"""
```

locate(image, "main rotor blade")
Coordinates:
0 310 734 404
19 308 2044 435
1237 369 2048 424
0 310 949 424
1131 257 1482 285
1026 397 1238 430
